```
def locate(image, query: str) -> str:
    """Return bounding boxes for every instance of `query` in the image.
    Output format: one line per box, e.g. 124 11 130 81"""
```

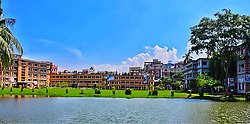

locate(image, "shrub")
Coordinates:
220 93 236 102
125 88 132 95
245 92 250 101
95 88 101 94
152 90 158 96
171 90 174 97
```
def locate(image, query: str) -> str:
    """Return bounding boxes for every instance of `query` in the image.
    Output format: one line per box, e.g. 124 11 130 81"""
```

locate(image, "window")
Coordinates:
238 64 244 72
239 83 245 90
202 61 207 65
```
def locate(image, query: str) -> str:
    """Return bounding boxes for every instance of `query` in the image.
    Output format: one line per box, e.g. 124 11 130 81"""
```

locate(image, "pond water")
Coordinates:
0 96 250 123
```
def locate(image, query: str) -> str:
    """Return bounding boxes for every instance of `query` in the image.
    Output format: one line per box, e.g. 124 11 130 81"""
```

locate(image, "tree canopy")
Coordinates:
188 9 250 85
0 0 23 68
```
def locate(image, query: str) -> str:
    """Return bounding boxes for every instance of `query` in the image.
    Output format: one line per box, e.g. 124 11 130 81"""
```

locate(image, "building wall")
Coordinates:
144 59 163 80
183 58 209 89
236 47 250 93
50 73 154 90
0 54 56 87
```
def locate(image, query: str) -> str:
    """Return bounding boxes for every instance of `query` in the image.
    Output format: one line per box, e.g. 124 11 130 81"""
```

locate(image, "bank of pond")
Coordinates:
0 87 247 102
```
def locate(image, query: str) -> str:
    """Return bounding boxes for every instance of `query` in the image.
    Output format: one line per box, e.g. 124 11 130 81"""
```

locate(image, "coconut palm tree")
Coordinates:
182 50 193 64
0 0 23 68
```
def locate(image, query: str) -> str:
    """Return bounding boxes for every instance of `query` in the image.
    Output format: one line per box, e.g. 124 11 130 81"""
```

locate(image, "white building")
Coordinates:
183 58 209 89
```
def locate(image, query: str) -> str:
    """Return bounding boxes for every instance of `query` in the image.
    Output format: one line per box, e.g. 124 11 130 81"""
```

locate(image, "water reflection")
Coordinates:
0 98 249 123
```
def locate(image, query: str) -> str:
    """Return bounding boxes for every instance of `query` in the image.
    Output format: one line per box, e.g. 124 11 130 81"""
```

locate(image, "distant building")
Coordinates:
129 67 143 74
183 58 209 89
0 54 57 87
236 46 250 94
144 59 163 80
162 61 175 78
82 67 95 74
50 72 154 90
162 61 184 78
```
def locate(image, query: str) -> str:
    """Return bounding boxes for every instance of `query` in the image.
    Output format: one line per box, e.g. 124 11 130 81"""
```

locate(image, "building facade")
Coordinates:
183 58 209 89
144 59 163 80
50 72 154 90
237 47 250 94
0 54 56 87
162 61 184 78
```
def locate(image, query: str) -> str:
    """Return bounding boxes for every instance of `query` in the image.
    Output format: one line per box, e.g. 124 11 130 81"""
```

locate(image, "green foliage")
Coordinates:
94 88 101 94
173 81 181 90
197 74 217 88
152 90 158 96
160 77 172 85
0 1 23 68
220 93 236 102
245 92 250 101
125 88 132 95
56 82 68 88
188 9 250 84
172 72 184 79
197 74 218 96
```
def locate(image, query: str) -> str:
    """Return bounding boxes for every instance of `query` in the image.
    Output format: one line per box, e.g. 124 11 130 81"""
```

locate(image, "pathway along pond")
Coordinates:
0 96 250 123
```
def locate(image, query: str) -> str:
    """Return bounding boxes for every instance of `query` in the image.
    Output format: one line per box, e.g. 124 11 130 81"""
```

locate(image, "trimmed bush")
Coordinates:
171 90 174 97
199 92 204 97
125 89 132 95
152 90 158 96
95 89 101 94
66 88 68 94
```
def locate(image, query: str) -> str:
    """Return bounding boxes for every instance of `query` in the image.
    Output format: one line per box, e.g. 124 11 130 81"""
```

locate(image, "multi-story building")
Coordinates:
0 54 57 87
183 58 209 89
237 46 250 94
129 67 143 74
50 71 154 90
144 59 163 80
162 61 175 78
50 72 104 88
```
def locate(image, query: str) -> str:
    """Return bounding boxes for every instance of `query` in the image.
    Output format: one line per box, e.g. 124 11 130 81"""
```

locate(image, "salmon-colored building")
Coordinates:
0 54 57 87
50 72 154 90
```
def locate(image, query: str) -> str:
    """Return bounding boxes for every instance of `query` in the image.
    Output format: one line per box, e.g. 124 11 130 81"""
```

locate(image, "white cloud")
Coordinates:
185 41 207 60
93 45 181 72
66 48 83 59
36 38 84 59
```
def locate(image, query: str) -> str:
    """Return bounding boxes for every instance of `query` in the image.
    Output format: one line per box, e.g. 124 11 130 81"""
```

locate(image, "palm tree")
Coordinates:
182 50 193 64
0 0 23 68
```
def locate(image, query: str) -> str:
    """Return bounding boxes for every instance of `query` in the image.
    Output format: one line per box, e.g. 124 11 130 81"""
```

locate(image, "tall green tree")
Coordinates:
197 74 218 96
159 77 172 89
172 72 184 79
0 0 23 68
188 9 250 89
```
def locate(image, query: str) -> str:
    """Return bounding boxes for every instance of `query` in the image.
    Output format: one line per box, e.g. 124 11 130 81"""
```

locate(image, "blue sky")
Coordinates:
3 0 250 71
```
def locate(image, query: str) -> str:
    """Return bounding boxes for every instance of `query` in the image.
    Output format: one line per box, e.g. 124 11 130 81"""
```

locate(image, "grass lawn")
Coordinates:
0 87 204 99
2 87 246 101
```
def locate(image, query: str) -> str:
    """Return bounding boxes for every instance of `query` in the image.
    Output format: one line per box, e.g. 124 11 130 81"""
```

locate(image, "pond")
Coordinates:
0 96 249 123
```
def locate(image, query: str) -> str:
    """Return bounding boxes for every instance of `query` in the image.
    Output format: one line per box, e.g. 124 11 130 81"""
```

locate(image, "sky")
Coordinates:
3 0 250 72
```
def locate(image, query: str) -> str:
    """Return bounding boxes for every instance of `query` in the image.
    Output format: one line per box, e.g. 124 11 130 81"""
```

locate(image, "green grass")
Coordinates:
0 87 203 98
0 88 245 101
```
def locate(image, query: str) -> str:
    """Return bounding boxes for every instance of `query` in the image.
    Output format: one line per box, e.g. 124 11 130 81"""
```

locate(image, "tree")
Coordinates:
173 81 181 90
57 82 68 88
197 74 218 96
0 0 23 68
188 9 250 91
172 72 184 79
159 77 173 90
